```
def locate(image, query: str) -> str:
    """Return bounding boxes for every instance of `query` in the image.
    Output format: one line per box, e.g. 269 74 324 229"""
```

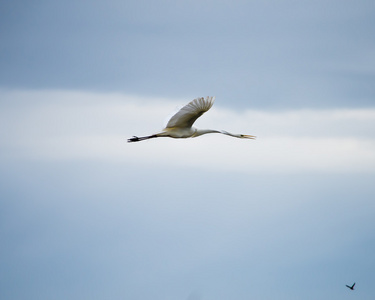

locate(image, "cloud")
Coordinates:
1 89 375 173
1 0 374 108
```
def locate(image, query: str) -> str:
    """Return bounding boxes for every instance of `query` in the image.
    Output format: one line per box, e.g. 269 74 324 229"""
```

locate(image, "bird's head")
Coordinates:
240 134 256 139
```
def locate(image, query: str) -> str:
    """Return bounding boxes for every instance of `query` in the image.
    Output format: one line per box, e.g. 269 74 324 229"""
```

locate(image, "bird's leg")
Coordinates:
127 134 158 143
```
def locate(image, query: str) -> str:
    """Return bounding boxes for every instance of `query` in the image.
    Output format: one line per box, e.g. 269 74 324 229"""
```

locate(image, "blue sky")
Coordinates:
1 1 375 300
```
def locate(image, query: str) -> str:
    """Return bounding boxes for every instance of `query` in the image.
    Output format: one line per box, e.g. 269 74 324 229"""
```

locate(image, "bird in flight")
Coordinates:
346 283 355 290
128 96 256 142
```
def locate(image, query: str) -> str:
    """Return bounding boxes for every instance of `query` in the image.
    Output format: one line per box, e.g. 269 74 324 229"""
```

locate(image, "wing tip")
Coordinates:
204 96 215 109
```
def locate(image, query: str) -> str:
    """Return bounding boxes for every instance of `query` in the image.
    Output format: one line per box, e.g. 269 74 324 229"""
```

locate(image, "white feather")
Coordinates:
165 96 215 128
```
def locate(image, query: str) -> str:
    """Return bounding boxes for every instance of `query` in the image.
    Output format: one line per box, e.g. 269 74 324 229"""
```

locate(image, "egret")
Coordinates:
128 96 256 142
346 283 355 290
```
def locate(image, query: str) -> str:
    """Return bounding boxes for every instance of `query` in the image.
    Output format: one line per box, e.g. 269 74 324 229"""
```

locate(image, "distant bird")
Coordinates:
128 96 256 142
346 283 355 290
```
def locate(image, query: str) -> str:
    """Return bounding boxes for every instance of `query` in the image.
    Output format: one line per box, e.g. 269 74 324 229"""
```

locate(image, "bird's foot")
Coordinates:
127 136 141 143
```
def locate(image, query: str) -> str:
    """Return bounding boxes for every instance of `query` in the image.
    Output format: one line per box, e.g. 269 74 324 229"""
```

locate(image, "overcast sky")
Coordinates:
1 0 375 108
1 1 375 300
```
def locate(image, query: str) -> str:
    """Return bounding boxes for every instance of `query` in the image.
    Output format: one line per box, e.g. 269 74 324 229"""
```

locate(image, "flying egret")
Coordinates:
128 96 256 142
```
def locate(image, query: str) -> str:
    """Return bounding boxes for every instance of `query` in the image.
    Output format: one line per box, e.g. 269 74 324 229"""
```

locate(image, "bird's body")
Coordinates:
161 127 198 138
128 96 256 142
346 283 355 290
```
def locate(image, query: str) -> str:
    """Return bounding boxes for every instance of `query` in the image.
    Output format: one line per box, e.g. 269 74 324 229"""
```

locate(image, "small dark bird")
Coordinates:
346 283 355 290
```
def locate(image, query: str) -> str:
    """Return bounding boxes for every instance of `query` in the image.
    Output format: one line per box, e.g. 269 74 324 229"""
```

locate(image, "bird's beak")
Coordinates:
242 134 256 139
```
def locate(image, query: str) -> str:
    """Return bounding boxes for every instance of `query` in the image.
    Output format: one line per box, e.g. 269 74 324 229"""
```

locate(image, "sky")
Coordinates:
0 1 375 299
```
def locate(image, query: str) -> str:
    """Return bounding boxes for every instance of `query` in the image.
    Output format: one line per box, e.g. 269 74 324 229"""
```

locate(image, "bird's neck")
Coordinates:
194 129 221 137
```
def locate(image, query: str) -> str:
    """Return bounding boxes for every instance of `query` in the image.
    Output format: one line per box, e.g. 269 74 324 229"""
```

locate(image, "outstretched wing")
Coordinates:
166 96 215 129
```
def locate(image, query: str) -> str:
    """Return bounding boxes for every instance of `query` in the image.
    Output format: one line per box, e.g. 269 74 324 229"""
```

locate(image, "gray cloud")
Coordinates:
1 0 374 108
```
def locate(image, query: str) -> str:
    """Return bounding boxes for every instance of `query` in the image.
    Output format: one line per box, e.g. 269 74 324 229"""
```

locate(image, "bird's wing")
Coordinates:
346 285 350 288
352 283 356 288
165 96 215 128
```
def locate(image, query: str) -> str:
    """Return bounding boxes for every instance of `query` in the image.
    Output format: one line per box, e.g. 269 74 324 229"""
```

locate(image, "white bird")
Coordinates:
128 96 256 142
